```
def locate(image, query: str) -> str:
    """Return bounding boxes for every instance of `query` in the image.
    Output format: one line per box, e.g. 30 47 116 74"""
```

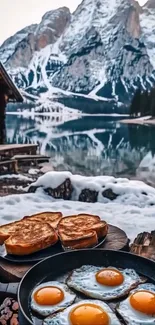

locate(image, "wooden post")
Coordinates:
0 91 7 144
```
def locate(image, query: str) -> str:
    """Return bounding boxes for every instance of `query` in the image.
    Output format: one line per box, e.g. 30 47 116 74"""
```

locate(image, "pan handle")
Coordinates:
0 282 19 295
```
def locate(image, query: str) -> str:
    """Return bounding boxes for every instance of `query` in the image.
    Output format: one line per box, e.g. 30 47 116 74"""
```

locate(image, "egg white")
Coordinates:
117 283 155 324
31 281 76 317
43 299 121 325
67 265 145 301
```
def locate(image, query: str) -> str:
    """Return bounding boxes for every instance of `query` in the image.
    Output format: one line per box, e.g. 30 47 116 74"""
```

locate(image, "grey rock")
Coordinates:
102 189 118 200
79 189 98 202
45 178 73 200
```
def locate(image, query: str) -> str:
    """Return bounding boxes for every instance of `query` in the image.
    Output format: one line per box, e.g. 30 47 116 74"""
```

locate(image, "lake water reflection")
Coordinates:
6 114 155 186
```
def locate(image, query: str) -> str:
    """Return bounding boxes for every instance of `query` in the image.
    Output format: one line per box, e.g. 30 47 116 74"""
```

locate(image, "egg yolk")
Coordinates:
70 304 109 325
130 290 155 315
34 286 64 306
96 268 124 286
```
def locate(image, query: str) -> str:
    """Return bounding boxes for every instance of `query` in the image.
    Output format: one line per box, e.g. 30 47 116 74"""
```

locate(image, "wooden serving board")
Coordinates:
0 225 129 282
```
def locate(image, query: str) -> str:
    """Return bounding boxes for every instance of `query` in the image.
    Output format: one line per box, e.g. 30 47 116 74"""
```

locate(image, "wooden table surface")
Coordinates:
0 225 129 282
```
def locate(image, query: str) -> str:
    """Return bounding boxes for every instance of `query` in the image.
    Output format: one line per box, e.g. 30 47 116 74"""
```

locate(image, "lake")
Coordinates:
5 113 155 186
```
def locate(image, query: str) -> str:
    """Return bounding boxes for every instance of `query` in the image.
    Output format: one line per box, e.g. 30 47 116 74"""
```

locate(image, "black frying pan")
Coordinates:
18 249 155 325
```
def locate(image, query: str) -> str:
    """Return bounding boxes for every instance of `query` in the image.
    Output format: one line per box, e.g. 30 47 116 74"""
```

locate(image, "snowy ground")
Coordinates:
1 171 155 242
0 174 34 182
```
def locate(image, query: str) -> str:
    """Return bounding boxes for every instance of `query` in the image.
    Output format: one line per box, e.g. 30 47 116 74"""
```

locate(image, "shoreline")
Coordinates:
120 116 155 125
6 111 129 117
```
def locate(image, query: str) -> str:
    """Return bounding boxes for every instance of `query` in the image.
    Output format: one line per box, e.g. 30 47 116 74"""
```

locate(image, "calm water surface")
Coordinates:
6 113 155 186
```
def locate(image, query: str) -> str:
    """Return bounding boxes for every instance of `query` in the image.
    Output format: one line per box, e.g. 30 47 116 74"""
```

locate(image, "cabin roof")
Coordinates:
0 61 23 102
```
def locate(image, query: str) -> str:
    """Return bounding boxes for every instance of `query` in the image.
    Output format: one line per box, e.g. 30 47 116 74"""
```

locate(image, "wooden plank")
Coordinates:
0 262 33 282
11 155 49 164
12 155 49 160
0 159 17 165
0 225 129 282
0 144 38 155
0 144 38 151
0 144 38 159
0 159 18 173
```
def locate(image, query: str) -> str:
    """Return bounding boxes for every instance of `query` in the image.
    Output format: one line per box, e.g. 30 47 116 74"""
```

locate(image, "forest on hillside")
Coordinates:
130 87 155 117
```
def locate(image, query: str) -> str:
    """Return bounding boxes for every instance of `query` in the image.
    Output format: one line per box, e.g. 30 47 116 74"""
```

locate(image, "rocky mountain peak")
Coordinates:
144 0 155 8
0 24 37 65
1 7 71 69
126 3 141 38
35 7 71 51
0 0 155 109
131 0 143 12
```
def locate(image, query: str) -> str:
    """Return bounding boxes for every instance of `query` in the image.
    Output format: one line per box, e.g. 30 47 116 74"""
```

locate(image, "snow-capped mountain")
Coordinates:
0 0 155 106
0 24 37 66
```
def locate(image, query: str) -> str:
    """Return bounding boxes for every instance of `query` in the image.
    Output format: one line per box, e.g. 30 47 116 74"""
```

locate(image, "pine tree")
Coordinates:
130 89 141 116
150 88 155 117
140 90 150 116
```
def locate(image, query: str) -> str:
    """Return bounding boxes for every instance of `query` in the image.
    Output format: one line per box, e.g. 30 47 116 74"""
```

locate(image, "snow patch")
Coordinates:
0 174 33 182
30 171 155 208
140 7 155 69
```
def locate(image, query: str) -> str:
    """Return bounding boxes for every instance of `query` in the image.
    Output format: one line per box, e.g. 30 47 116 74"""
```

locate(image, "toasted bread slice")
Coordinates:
58 214 108 240
23 212 62 230
59 229 98 250
0 220 25 245
5 221 58 255
90 221 108 239
58 214 100 229
0 212 62 245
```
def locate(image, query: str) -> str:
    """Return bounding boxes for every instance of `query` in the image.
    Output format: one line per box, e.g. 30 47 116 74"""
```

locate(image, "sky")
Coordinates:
0 0 147 45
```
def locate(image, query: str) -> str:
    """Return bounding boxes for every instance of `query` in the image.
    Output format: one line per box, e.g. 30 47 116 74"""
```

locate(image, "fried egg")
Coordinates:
31 281 76 317
67 265 145 301
116 283 155 324
43 299 121 325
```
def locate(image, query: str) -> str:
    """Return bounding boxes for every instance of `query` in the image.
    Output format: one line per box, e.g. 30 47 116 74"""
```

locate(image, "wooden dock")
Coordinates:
0 144 49 175
0 144 38 159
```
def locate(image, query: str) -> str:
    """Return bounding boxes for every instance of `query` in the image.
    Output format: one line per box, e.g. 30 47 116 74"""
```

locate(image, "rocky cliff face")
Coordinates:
0 7 70 69
145 0 155 9
34 7 71 52
0 24 37 66
0 0 155 107
52 0 153 102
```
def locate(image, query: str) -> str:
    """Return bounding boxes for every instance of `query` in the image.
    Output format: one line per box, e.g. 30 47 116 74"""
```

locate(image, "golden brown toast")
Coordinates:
58 214 108 250
5 221 58 255
58 214 108 239
58 214 100 229
90 221 108 239
0 212 62 245
59 229 98 250
23 212 62 230
0 220 25 245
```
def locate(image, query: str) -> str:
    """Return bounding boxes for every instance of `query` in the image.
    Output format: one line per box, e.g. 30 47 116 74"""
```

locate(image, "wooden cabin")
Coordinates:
0 61 23 144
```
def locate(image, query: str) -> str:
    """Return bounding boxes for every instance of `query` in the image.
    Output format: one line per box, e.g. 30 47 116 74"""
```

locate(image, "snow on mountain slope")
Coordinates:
1 7 70 70
53 0 153 101
59 0 129 55
140 1 155 69
0 24 37 65
1 0 155 109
